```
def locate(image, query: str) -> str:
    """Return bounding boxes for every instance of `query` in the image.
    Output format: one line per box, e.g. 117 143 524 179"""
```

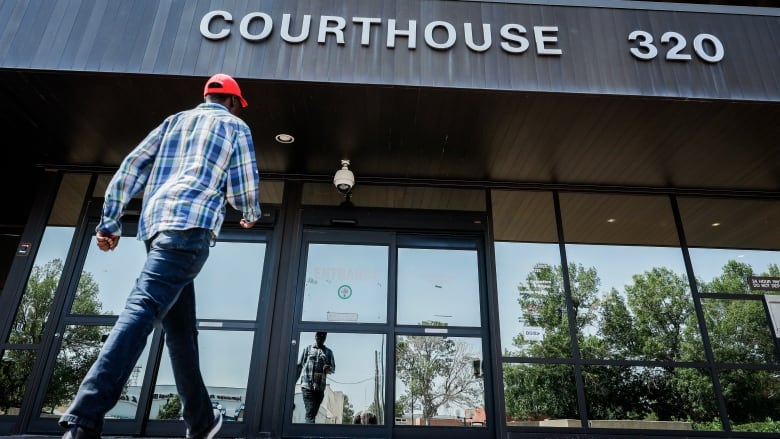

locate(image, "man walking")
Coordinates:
296 332 336 424
58 73 261 439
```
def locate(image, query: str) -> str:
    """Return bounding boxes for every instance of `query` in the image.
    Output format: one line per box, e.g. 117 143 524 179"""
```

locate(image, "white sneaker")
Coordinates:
187 409 223 439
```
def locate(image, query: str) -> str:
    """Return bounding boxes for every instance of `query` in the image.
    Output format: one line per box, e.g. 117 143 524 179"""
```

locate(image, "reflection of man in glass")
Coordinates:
296 332 336 423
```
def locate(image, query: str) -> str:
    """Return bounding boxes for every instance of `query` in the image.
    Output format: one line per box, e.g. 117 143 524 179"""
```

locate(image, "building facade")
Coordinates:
0 1 778 439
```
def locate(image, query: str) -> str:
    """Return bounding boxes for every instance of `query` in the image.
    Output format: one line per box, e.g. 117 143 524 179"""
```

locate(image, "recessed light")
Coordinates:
275 133 294 144
711 222 721 227
607 218 616 223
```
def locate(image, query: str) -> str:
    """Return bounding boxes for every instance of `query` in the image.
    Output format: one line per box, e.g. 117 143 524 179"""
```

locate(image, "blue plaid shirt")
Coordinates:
97 103 262 241
298 344 336 391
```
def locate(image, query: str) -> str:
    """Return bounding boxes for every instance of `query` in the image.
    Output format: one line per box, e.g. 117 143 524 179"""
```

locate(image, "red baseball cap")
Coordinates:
203 73 248 108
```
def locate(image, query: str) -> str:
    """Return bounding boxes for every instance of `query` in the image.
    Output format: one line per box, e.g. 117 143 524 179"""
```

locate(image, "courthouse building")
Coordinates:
0 1 778 439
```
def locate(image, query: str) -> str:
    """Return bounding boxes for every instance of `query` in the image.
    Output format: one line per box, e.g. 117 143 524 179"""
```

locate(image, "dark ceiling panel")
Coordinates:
1 69 779 194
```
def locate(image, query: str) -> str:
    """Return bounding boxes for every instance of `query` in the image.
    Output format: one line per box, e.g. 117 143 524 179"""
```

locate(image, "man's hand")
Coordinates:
239 218 256 229
96 231 120 252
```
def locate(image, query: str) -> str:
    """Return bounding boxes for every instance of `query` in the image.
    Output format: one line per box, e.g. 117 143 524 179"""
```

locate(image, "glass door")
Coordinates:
284 227 495 439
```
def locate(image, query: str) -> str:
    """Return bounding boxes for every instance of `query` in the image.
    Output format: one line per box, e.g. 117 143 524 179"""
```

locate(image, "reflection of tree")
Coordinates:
505 258 780 430
396 331 482 425
2 258 105 413
0 350 36 413
698 261 780 424
506 263 596 420
341 394 354 424
158 395 182 420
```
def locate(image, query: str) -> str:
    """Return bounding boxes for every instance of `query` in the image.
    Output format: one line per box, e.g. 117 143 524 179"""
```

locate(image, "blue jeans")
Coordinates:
59 229 213 437
302 387 324 424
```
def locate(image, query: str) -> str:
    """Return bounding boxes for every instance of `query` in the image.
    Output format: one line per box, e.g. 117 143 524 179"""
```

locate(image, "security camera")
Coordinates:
333 159 355 197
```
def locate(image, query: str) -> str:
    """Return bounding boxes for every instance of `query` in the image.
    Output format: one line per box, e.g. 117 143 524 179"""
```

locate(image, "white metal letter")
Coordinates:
387 19 417 49
281 14 311 43
693 33 724 63
534 26 562 55
353 17 382 46
240 12 272 41
318 15 346 44
464 23 491 52
424 21 456 50
661 31 692 61
628 30 657 60
499 24 529 54
201 10 232 40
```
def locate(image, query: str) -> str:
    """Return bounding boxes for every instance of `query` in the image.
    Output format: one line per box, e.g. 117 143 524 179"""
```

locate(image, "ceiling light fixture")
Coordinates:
275 133 294 144
711 222 721 227
607 218 616 223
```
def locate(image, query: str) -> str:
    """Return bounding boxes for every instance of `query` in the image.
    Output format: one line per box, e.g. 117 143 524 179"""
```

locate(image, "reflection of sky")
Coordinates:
565 244 689 294
302 244 388 323
397 248 481 327
156 330 254 389
29 226 76 279
296 332 385 413
688 248 778 284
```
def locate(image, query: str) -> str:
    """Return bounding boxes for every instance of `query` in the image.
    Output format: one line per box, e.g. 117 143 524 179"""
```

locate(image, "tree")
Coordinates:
44 263 105 412
0 258 105 413
158 395 182 420
503 256 780 430
505 263 600 421
697 261 780 424
341 394 354 424
396 332 482 425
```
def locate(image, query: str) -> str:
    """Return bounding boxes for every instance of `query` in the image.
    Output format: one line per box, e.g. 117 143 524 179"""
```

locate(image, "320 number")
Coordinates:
628 30 724 63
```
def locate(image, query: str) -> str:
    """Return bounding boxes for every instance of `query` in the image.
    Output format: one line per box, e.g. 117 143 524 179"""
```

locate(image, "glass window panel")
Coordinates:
394 336 486 427
92 174 112 197
565 245 703 361
260 180 285 205
701 298 779 364
582 366 720 431
503 363 579 427
292 332 386 425
77 237 266 319
397 248 481 327
49 173 90 227
7 226 75 343
719 368 780 432
689 248 779 295
495 242 570 358
491 190 557 243
150 330 252 422
560 193 678 246
678 197 780 250
302 183 486 211
74 234 147 316
195 241 266 320
301 244 388 324
41 325 150 420
0 349 37 415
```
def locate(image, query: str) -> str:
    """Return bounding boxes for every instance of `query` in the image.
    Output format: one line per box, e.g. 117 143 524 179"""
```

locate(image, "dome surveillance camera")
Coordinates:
333 160 355 196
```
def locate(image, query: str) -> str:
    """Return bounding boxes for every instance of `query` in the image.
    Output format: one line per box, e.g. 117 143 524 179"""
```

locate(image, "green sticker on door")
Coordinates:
338 284 352 299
